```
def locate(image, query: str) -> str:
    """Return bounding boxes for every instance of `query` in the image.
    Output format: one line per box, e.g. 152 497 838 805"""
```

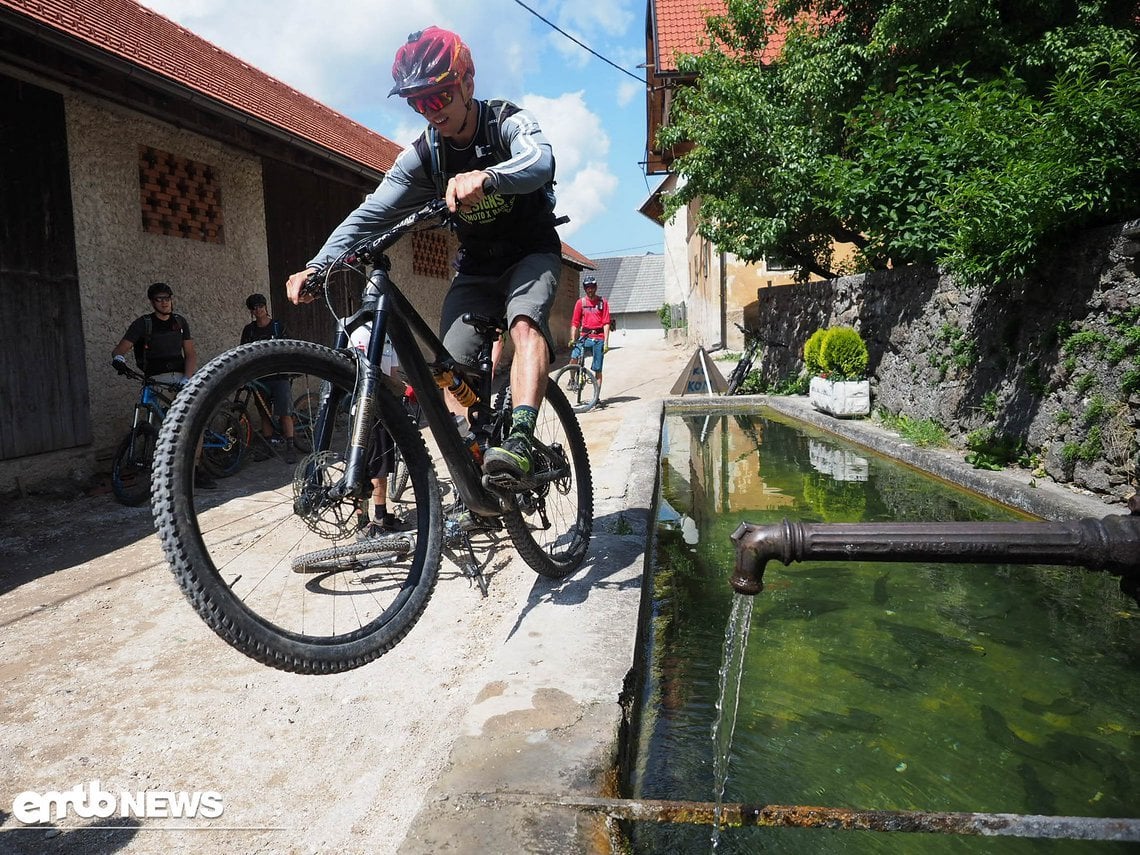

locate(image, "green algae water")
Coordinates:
627 411 1139 853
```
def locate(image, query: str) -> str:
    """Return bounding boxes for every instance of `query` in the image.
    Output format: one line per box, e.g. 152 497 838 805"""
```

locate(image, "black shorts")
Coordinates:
439 252 560 369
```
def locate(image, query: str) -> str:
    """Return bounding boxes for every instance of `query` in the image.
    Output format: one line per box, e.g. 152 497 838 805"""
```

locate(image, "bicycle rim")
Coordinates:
111 422 157 506
552 364 599 413
152 340 443 674
502 382 593 578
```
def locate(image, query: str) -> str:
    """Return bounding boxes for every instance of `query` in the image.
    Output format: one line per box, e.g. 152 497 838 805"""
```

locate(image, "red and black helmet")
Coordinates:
389 26 474 97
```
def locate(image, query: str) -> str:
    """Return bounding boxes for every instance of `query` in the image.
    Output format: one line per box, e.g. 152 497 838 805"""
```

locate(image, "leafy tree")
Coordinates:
658 0 1140 284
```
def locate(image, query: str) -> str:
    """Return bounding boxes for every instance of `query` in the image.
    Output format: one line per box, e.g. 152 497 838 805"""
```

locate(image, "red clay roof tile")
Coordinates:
0 0 401 174
651 0 784 73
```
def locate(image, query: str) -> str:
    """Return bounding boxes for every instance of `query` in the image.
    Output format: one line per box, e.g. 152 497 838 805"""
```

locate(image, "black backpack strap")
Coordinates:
427 125 446 198
484 99 513 163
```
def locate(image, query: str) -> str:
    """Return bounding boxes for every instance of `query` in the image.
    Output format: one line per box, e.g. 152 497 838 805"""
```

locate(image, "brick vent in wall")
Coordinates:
412 230 450 279
138 146 225 243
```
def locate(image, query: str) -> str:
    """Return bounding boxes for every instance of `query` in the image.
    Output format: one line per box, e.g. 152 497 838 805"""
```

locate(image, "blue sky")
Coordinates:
138 0 667 261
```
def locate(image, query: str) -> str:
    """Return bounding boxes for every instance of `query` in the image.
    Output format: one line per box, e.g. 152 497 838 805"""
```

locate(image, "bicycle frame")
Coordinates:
313 261 503 517
139 381 172 421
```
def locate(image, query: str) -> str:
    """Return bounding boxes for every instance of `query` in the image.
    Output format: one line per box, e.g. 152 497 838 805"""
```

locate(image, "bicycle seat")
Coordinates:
461 312 507 340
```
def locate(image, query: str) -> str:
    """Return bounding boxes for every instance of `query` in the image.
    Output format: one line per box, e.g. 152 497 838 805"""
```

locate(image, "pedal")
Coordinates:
482 470 525 494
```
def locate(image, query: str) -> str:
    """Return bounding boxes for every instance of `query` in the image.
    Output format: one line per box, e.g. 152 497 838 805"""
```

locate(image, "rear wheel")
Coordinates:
726 349 755 395
111 422 158 506
152 340 443 674
501 382 593 578
552 363 599 413
200 405 247 478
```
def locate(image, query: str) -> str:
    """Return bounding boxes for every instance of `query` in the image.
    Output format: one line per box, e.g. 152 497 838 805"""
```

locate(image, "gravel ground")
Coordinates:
0 337 693 855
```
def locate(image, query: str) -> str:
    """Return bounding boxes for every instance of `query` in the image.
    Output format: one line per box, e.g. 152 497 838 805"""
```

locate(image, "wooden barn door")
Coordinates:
261 159 373 345
0 75 90 460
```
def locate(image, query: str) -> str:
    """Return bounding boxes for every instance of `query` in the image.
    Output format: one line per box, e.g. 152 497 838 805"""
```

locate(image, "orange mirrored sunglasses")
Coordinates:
407 87 456 115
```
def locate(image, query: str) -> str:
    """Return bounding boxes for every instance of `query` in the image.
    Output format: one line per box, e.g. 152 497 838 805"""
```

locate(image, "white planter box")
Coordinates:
809 376 871 417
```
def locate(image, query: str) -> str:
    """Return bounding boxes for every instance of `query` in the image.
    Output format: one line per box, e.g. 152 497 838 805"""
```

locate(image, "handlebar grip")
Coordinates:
299 271 324 299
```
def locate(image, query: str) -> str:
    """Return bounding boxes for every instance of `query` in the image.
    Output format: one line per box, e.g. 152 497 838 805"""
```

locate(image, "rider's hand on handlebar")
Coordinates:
445 170 493 214
111 355 130 376
286 267 320 305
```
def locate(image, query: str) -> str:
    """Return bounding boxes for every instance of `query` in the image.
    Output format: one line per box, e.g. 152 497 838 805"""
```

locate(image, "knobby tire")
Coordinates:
111 422 157 506
501 381 593 578
152 340 443 674
552 363 600 413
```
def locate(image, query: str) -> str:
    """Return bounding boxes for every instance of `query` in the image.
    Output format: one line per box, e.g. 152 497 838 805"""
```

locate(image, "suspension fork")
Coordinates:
330 270 393 500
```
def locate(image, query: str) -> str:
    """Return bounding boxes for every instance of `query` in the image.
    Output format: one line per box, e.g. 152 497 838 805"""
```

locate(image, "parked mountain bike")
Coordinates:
551 343 600 413
225 376 324 464
151 199 593 674
111 367 245 505
725 323 766 395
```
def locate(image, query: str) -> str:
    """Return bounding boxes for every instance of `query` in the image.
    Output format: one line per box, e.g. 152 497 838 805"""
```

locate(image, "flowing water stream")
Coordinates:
626 410 1138 853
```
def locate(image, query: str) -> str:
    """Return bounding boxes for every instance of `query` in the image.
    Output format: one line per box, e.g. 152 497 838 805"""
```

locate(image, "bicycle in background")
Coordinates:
725 323 764 395
111 367 244 506
551 342 600 413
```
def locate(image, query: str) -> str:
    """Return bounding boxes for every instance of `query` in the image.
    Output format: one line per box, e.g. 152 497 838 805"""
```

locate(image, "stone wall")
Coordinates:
751 219 1140 503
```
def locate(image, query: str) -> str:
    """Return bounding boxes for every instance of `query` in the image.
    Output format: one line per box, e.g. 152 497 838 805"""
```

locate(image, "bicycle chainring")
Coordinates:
291 450 366 540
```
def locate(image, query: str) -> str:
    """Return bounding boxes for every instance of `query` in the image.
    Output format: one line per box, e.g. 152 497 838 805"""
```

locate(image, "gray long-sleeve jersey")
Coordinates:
307 100 561 276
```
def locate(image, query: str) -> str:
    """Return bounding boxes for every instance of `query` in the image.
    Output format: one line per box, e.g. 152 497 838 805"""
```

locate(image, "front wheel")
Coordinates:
152 340 443 674
551 363 599 413
111 422 158 506
501 382 593 578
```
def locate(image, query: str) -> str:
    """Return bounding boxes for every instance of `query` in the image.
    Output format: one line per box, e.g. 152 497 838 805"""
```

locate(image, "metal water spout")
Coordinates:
730 495 1140 606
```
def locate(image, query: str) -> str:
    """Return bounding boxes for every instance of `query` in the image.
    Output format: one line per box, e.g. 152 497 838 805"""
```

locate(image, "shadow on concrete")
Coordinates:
504 508 646 641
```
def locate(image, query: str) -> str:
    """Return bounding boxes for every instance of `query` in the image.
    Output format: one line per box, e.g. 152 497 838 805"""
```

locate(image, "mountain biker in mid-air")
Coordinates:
285 25 563 495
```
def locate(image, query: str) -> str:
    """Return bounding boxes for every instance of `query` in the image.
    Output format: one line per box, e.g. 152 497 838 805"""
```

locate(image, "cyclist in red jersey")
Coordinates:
568 276 611 401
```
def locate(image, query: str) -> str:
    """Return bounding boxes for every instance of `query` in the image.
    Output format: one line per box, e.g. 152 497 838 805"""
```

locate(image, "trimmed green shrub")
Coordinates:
803 328 827 375
820 326 869 380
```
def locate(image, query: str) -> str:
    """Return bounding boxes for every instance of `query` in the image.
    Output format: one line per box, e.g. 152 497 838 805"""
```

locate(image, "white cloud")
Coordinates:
617 80 643 107
521 92 615 237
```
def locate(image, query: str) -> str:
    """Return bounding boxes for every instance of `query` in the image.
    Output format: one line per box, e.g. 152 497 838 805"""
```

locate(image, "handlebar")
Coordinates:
299 199 452 300
114 363 183 392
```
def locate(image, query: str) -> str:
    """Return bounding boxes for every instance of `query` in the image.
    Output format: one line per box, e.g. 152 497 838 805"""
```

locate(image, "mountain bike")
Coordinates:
551 340 600 413
111 367 245 505
151 199 593 674
226 376 323 464
725 323 763 395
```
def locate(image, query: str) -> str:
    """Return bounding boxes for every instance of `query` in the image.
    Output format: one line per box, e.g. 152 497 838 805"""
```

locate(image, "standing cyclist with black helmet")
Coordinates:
286 26 562 488
111 281 215 488
239 293 297 464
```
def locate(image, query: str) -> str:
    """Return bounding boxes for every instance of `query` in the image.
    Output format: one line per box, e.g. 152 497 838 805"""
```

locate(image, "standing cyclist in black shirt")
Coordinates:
111 281 215 488
111 281 199 384
286 26 562 486
240 292 298 464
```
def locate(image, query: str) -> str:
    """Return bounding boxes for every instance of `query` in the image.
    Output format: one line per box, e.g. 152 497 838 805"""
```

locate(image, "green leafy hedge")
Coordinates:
811 326 870 380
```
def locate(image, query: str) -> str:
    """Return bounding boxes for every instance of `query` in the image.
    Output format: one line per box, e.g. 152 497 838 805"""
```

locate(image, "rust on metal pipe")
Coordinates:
730 509 1140 605
467 793 1140 841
